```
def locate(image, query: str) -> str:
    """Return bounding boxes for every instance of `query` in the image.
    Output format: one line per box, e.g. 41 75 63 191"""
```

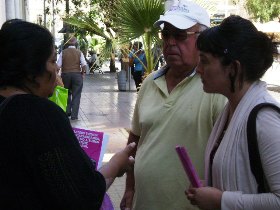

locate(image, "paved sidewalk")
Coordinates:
69 60 280 210
70 70 137 210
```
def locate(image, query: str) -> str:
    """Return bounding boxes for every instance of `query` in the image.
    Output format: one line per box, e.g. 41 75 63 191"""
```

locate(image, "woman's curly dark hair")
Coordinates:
197 15 277 84
0 19 54 89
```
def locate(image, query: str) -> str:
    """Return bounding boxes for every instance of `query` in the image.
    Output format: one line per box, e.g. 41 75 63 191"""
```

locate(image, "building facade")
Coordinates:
0 0 29 27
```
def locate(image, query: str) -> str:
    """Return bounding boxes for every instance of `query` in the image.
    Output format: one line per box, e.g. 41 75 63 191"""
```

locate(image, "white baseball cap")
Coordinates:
154 0 210 30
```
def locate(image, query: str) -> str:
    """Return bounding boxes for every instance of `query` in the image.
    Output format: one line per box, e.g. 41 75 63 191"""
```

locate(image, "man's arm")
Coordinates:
120 131 140 210
56 52 63 68
81 65 87 74
125 131 139 188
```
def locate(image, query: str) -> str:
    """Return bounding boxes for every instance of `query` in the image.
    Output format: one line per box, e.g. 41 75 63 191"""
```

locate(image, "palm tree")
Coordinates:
114 0 165 73
114 0 217 73
64 15 117 72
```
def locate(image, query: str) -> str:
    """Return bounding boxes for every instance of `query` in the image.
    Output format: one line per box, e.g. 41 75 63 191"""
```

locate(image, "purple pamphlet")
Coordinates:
73 127 109 169
100 193 114 210
175 146 202 188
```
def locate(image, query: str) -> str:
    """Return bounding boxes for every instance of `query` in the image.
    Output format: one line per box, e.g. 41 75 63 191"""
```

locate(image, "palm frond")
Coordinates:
64 15 110 39
115 0 164 42
114 0 164 73
64 15 118 68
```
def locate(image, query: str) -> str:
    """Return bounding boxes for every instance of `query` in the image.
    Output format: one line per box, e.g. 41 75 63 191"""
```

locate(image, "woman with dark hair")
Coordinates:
129 41 147 91
186 15 280 209
0 19 135 209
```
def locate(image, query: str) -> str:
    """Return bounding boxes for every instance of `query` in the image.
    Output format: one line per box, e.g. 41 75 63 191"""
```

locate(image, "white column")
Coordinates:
224 0 229 17
0 0 6 26
17 0 28 20
14 0 20 18
24 0 30 21
51 0 55 36
5 0 15 20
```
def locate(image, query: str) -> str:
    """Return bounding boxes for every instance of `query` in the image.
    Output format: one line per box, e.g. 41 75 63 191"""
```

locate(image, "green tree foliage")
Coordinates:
246 0 280 22
114 0 164 73
65 0 164 73
64 14 117 71
44 0 90 16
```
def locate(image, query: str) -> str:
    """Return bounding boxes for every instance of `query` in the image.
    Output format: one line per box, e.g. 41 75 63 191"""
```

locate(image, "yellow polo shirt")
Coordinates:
131 68 226 210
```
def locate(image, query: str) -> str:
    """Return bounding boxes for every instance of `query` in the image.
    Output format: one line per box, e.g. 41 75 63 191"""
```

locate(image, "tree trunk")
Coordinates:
63 0 70 48
110 53 116 72
43 0 46 27
144 31 153 73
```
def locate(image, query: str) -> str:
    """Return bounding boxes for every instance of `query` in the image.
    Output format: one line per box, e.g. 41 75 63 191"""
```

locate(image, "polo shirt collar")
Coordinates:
153 66 197 80
153 66 168 80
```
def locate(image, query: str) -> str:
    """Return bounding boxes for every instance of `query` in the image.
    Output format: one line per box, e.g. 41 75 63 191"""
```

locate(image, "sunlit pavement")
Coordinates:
71 72 137 153
69 59 280 209
70 66 137 209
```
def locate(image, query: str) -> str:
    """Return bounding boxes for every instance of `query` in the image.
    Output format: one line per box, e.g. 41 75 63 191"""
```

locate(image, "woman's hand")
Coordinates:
186 187 222 210
109 142 136 177
99 142 136 190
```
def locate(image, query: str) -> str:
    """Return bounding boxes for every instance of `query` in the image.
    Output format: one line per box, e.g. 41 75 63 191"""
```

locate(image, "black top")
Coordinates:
0 94 106 210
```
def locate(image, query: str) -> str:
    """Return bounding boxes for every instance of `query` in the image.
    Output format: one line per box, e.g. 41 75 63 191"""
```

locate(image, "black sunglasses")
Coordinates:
160 30 200 41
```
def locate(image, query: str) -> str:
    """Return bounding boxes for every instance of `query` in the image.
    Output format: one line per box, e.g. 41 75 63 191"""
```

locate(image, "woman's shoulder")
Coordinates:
2 94 65 116
1 94 71 135
7 93 49 104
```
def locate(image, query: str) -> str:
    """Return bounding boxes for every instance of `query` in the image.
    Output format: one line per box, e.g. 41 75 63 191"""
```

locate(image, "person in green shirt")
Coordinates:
120 0 226 210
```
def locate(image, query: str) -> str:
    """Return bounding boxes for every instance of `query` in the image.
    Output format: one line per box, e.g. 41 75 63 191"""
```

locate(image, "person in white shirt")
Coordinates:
57 37 87 120
187 15 280 210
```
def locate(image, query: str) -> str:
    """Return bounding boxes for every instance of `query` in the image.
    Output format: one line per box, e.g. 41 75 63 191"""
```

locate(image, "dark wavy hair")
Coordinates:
197 15 276 91
133 41 143 50
0 19 54 89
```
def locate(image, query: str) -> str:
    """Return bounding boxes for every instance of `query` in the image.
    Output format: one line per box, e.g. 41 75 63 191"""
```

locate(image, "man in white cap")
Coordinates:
120 0 226 209
57 37 87 120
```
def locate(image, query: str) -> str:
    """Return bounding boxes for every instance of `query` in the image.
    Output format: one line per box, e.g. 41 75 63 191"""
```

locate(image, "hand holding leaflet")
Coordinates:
175 145 202 188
